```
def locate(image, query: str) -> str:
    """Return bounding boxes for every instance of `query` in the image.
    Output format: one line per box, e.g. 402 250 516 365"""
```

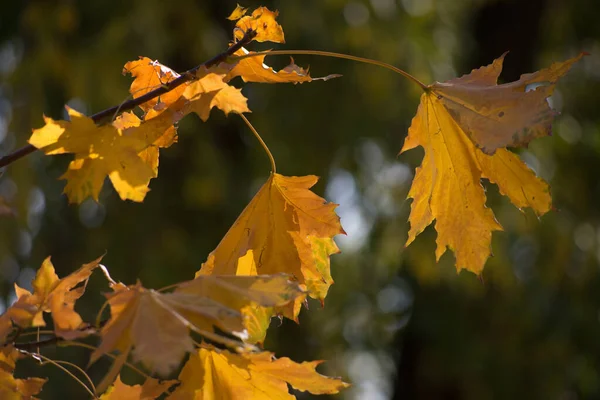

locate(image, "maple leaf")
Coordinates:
123 57 187 115
168 345 349 399
229 6 285 44
429 52 586 154
29 107 177 203
0 346 47 399
182 66 250 122
197 174 342 343
100 375 177 400
198 173 344 304
9 256 101 339
227 4 248 21
91 275 303 376
225 48 341 84
112 111 178 178
401 53 585 273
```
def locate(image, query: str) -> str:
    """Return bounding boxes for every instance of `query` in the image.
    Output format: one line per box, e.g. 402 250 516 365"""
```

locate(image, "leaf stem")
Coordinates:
231 50 429 90
239 114 277 173
66 341 151 380
26 351 98 398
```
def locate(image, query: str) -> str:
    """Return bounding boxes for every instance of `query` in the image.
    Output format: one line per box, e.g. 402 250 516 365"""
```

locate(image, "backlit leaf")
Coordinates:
6 256 101 339
29 107 177 203
401 53 585 273
0 346 47 399
99 375 177 400
183 66 250 122
227 4 248 21
123 57 187 114
231 6 285 44
168 345 349 399
198 173 344 303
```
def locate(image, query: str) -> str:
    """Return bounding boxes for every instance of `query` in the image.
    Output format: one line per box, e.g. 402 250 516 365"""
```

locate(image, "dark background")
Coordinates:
0 0 599 399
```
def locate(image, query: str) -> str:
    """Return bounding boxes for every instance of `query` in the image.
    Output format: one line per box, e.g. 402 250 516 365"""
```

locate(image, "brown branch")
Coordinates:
13 335 65 351
0 29 257 169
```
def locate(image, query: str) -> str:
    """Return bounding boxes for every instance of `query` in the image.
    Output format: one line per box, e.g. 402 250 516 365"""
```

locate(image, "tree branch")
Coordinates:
13 335 65 351
0 29 257 169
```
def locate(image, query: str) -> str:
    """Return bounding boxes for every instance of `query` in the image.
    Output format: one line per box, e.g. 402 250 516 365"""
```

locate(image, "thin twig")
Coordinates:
14 335 66 351
0 29 258 169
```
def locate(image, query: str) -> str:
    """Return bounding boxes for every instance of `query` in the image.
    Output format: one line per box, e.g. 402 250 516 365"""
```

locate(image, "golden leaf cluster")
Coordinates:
0 0 587 398
6 5 349 399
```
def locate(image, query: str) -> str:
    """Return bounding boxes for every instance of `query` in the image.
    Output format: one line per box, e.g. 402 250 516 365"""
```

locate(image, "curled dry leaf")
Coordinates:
430 52 587 154
401 53 586 273
91 275 303 376
0 256 102 340
225 48 342 84
99 375 177 400
229 6 285 44
168 345 349 400
0 346 47 399
123 57 187 115
29 107 177 203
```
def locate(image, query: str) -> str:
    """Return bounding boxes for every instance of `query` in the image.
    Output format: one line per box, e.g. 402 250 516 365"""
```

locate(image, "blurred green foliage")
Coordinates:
0 0 599 399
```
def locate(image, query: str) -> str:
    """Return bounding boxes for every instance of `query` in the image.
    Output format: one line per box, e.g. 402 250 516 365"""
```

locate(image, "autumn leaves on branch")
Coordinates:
0 2 587 399
1 6 349 399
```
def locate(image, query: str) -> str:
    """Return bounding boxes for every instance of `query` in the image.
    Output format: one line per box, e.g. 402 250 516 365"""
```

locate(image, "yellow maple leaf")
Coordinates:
91 275 303 376
168 345 349 399
232 250 304 345
99 375 177 400
401 53 585 274
227 4 248 21
197 174 342 343
0 346 47 399
198 173 343 302
8 256 101 339
225 48 341 84
123 57 187 114
29 107 176 203
112 111 178 177
230 6 285 44
182 66 250 122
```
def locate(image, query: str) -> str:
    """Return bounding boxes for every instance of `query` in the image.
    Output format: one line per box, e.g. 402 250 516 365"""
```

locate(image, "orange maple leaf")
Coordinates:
0 346 47 399
401 53 585 273
91 275 303 376
123 57 187 115
229 6 285 44
29 107 177 203
182 66 250 121
167 345 349 399
0 256 102 340
99 375 177 400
